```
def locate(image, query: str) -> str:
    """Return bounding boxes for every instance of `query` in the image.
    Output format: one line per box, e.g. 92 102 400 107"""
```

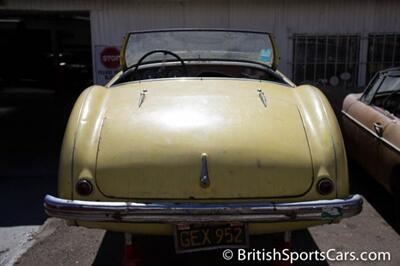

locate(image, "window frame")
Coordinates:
366 33 400 83
361 71 400 105
360 72 383 104
291 34 360 87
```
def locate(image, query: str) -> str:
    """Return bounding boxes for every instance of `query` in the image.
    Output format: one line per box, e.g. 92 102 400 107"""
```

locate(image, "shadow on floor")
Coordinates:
0 175 56 226
349 162 399 234
0 88 74 226
93 230 328 266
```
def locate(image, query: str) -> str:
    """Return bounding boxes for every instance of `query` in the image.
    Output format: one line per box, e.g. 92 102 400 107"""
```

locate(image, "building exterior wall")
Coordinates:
2 0 400 85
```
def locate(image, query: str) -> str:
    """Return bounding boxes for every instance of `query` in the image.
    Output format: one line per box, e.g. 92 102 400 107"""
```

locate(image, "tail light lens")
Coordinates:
317 178 334 195
75 179 93 196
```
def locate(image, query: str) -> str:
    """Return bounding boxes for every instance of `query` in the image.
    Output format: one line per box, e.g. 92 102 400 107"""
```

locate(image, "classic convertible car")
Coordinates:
342 67 399 225
44 29 362 252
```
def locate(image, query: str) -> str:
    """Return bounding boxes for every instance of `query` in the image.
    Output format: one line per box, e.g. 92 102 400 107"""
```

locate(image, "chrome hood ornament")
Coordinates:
200 153 210 188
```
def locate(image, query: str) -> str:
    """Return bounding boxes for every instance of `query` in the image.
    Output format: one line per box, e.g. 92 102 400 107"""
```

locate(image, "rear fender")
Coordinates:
58 86 108 200
294 85 349 198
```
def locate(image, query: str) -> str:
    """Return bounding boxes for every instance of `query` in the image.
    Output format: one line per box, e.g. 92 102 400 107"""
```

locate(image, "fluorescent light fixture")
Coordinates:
0 18 22 23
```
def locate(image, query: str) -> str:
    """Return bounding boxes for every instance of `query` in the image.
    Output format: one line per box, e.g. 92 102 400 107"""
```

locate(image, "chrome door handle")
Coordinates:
373 122 384 137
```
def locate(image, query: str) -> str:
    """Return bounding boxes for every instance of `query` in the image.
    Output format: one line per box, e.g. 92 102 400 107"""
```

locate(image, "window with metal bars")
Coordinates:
292 35 360 88
367 34 400 82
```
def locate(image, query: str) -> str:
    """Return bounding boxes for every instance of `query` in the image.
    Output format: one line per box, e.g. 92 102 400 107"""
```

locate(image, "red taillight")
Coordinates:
317 178 334 195
75 179 93 196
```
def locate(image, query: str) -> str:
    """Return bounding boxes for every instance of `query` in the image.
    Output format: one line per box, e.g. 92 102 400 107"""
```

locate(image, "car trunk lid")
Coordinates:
95 80 313 199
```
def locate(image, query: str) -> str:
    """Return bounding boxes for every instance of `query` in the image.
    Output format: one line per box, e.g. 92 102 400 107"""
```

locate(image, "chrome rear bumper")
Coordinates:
44 194 362 223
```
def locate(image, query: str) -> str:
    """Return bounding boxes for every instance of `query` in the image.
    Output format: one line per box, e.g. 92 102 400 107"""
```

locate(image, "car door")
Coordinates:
378 118 400 193
342 73 386 178
375 75 400 193
346 104 390 179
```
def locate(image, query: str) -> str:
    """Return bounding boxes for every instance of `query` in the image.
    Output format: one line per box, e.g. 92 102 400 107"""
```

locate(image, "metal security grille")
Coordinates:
292 35 360 88
367 34 400 81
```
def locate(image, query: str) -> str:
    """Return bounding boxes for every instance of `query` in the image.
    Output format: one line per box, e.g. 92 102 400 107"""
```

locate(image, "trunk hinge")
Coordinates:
257 89 267 107
138 89 148 108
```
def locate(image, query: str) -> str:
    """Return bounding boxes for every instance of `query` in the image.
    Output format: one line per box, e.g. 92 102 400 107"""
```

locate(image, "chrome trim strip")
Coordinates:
44 194 363 223
341 110 400 154
110 76 294 88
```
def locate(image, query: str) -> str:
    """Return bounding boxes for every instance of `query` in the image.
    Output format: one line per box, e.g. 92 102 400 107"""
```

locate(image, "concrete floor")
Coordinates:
310 198 400 265
12 219 319 266
0 225 39 265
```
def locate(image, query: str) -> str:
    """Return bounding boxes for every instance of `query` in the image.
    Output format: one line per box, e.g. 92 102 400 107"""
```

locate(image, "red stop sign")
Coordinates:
100 47 120 69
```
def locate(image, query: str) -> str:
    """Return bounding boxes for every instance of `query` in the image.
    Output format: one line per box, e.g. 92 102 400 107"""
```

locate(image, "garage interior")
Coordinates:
0 11 92 225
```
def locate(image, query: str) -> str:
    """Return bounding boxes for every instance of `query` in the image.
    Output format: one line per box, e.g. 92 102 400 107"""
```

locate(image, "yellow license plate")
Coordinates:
174 223 249 253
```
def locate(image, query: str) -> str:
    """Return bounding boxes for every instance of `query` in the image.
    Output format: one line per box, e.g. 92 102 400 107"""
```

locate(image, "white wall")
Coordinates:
2 0 400 84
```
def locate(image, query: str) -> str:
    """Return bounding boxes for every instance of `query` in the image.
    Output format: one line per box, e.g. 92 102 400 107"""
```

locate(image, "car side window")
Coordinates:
375 75 400 94
361 74 383 104
372 75 400 117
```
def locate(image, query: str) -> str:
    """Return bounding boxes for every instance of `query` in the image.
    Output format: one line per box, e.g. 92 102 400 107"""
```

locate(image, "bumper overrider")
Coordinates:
44 194 363 223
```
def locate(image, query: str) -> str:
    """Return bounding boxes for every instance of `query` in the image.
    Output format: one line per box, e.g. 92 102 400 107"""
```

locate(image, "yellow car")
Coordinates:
44 29 362 252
